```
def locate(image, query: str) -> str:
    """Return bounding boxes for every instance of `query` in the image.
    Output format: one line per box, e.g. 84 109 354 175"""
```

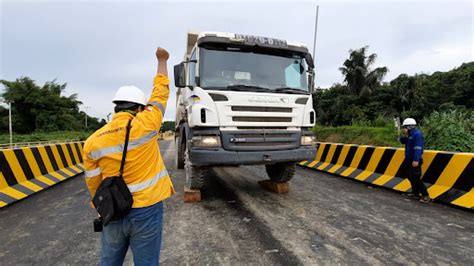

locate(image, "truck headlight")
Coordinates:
191 135 221 148
301 135 316 146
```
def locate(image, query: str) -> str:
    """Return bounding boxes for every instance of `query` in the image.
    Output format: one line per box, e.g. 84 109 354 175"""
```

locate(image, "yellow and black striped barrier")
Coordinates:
0 142 84 208
300 142 474 209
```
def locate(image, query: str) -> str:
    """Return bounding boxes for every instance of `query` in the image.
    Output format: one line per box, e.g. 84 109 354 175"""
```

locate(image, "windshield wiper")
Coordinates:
274 87 309 95
226 84 272 92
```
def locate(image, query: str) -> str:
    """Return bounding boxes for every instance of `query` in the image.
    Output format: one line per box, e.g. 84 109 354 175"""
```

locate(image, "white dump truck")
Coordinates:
174 31 317 189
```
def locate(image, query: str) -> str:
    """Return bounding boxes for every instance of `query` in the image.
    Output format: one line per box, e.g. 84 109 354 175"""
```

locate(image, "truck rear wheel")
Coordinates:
175 136 185 169
184 143 207 189
265 162 296 183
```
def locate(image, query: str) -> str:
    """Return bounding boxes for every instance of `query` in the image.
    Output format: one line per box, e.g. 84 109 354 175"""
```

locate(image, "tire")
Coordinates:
175 136 185 169
265 162 296 183
184 142 207 189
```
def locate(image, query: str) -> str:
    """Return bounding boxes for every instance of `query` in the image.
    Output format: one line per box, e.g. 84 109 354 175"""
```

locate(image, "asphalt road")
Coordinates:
0 140 473 265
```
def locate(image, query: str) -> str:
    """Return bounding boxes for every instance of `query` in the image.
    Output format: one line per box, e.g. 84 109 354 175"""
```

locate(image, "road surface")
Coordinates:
0 140 473 265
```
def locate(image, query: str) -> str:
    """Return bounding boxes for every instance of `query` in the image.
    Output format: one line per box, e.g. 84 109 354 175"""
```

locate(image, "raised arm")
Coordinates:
137 47 170 131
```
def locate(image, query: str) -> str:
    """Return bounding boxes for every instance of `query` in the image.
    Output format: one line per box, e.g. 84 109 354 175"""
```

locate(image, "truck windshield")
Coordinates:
199 46 309 93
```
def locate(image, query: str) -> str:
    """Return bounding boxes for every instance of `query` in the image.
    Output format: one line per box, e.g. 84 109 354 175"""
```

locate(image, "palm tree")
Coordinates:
339 46 388 97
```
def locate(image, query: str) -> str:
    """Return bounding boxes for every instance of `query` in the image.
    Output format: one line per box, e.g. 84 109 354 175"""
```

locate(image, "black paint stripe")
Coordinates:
319 144 331 163
75 142 84 163
0 192 17 204
66 166 80 175
365 173 382 183
44 173 61 183
374 149 396 174
334 166 348 175
28 178 48 189
322 164 335 172
343 146 358 167
66 144 77 165
13 149 35 180
357 147 375 170
0 151 17 186
13 184 34 195
383 177 405 189
30 147 48 175
76 164 84 171
348 169 363 178
56 170 72 179
436 158 474 201
44 146 60 171
55 144 69 168
330 145 343 164
422 153 453 184
313 162 324 169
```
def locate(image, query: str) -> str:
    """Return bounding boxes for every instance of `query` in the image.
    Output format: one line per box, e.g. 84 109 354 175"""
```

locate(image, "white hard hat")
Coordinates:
112 86 146 106
402 118 417 127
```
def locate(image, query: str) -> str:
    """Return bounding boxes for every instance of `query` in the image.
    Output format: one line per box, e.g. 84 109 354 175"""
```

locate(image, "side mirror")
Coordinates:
305 53 315 69
174 63 186 88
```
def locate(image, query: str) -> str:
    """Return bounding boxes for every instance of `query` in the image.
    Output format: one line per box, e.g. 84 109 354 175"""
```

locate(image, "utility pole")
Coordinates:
8 101 12 147
312 4 319 66
84 106 90 129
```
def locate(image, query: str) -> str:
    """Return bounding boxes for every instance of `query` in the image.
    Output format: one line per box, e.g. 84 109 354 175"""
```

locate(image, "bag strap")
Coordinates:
119 119 132 177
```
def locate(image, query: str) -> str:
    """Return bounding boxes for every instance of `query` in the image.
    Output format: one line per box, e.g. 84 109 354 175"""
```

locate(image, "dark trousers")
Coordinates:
406 161 429 197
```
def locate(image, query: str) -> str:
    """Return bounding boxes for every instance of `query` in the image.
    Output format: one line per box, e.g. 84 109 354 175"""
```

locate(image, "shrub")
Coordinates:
421 110 474 152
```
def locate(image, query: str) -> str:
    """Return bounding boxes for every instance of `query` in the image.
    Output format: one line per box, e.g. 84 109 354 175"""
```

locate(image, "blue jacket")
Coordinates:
400 128 424 162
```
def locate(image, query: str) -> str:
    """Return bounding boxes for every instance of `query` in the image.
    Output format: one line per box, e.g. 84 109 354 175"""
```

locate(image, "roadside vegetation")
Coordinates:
313 46 473 152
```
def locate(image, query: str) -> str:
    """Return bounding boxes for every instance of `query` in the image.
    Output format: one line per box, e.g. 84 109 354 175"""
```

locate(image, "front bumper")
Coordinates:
190 146 317 166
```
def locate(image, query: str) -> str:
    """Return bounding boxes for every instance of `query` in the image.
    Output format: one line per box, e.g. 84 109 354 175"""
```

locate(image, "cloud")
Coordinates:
1 0 472 119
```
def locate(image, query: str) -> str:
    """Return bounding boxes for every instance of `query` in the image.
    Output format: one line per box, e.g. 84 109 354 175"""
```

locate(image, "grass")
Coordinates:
313 125 402 147
0 131 93 145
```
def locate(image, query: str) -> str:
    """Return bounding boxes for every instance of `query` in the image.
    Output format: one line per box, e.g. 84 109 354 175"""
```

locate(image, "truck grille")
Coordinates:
221 129 300 151
232 117 292 123
231 106 292 113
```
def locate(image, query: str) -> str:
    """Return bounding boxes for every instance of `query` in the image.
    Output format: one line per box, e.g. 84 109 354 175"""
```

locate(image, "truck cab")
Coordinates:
174 31 317 189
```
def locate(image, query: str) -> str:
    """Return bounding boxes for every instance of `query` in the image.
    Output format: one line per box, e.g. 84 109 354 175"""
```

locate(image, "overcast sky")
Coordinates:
1 0 472 121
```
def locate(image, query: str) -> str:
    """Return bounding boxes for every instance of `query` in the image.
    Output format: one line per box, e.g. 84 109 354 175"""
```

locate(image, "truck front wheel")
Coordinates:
175 136 185 169
184 143 207 189
265 162 296 183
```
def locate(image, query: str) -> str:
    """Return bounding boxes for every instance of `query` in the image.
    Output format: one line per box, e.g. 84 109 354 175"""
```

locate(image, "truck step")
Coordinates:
184 185 202 203
258 180 289 194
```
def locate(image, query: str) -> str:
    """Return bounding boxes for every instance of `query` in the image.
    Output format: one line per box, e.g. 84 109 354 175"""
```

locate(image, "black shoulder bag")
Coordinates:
93 120 134 226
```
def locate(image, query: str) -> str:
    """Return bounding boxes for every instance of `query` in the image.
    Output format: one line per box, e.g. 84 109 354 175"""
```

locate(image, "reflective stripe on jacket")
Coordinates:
83 74 175 208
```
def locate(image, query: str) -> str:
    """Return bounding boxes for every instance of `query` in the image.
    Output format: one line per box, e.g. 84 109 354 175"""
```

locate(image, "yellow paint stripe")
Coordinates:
59 168 75 177
372 174 395 186
300 161 308 165
69 165 82 173
36 175 56 186
323 144 337 163
316 162 330 171
394 179 411 192
0 171 8 189
308 160 319 168
70 143 81 165
355 170 373 181
49 172 66 181
21 148 42 176
0 200 6 208
421 150 437 173
315 143 326 161
336 145 351 166
366 148 385 172
37 146 55 173
451 188 474 208
19 180 42 192
327 164 343 174
61 144 74 167
372 149 405 186
2 149 27 183
340 146 367 176
428 154 471 198
0 187 28 199
50 145 66 169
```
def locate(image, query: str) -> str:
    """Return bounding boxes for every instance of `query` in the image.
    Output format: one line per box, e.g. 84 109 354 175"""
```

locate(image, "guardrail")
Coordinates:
0 139 81 150
0 142 84 208
299 142 473 210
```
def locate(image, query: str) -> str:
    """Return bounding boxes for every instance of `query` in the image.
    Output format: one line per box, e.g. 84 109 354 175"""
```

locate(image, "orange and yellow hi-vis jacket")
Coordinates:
83 74 175 208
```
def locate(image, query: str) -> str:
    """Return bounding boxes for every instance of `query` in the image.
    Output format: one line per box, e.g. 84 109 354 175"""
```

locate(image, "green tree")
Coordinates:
339 46 388 97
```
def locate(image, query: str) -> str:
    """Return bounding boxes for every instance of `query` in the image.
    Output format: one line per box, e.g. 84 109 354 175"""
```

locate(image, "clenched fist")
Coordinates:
156 47 169 61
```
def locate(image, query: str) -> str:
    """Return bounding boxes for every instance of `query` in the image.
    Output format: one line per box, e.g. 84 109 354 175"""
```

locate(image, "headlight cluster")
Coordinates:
191 135 221 148
301 135 316 146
